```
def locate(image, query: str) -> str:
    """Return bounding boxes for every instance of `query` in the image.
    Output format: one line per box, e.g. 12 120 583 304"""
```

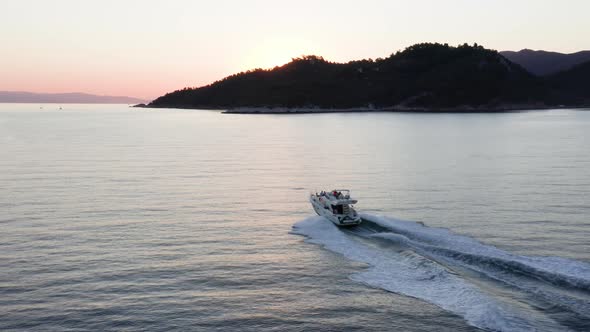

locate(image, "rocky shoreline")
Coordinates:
135 104 589 113
222 105 589 114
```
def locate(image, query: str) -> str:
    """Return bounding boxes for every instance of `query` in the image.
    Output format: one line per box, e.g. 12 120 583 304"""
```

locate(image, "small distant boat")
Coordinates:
310 189 362 226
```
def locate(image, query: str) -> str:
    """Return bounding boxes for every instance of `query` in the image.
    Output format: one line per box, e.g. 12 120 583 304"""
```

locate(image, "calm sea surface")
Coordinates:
1 104 589 331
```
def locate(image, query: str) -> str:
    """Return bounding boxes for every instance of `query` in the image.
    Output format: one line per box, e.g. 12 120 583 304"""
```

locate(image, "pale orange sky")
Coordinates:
2 0 589 100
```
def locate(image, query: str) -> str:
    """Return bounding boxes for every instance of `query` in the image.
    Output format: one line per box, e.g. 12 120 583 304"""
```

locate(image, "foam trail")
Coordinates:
361 214 590 319
292 216 568 332
362 213 590 291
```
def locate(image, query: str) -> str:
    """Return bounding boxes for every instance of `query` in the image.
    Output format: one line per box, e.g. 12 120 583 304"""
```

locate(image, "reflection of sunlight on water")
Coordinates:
1 104 589 331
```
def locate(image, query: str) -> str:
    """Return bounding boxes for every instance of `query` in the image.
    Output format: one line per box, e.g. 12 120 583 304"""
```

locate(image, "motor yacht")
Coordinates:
310 189 362 226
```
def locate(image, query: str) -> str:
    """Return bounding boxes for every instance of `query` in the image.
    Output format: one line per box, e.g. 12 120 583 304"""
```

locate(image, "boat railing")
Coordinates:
313 190 355 202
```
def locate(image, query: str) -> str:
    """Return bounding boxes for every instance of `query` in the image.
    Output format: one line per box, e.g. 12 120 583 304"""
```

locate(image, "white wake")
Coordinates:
292 215 573 331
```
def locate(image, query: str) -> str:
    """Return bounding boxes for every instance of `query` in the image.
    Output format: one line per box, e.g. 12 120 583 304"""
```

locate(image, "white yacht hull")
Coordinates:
310 195 362 226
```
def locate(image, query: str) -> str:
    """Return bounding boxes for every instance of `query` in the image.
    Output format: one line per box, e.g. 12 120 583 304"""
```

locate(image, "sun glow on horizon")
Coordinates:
239 38 320 71
2 0 590 98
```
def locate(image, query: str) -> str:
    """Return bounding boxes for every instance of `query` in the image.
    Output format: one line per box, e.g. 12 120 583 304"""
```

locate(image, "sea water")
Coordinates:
1 104 589 331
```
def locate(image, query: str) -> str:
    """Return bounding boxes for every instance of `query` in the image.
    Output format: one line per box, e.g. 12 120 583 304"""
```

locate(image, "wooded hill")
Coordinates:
148 43 589 110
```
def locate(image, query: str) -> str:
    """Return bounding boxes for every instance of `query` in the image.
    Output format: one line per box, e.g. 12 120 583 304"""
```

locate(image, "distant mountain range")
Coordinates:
547 59 590 104
148 43 590 111
500 49 590 76
0 91 147 104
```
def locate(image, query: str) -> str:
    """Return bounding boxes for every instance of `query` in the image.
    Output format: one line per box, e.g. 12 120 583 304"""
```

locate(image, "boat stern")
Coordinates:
336 214 362 226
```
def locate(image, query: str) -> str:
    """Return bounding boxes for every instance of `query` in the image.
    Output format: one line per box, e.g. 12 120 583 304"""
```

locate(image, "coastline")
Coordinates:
136 104 590 114
222 106 547 114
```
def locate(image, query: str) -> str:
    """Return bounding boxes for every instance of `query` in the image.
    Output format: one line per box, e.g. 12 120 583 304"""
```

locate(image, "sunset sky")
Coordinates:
2 0 589 100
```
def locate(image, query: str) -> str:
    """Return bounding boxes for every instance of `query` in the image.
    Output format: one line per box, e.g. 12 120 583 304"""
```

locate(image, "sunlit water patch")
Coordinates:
2 105 590 331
